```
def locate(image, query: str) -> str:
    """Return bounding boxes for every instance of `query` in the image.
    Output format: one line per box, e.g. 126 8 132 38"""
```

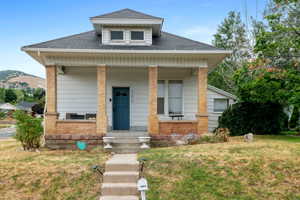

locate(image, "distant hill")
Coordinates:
0 70 45 89
0 70 30 81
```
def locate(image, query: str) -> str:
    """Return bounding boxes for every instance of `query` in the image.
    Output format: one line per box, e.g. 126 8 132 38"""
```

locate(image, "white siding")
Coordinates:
207 90 234 132
106 67 148 129
102 27 152 46
57 67 97 118
57 66 235 132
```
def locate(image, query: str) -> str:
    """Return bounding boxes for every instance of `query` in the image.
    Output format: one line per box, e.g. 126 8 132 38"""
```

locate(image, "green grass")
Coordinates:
0 139 109 200
139 135 300 200
1 136 300 200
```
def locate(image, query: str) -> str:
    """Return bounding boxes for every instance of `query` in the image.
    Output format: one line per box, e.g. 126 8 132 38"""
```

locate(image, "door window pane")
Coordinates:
213 99 229 112
111 31 124 40
168 80 183 114
131 31 144 40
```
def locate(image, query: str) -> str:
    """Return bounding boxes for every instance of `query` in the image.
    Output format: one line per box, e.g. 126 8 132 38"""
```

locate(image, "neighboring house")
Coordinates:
0 103 16 111
16 101 37 112
22 9 232 148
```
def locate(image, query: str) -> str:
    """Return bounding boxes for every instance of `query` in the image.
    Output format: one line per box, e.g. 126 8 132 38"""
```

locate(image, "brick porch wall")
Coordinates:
45 120 101 150
45 134 103 150
158 121 198 135
56 120 97 135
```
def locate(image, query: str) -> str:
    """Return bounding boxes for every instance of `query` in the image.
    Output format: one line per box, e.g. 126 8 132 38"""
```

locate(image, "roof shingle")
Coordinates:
23 31 224 51
90 8 163 20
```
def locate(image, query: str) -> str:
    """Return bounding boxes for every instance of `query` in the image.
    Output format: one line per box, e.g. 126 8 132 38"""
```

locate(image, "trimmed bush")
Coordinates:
218 102 288 136
13 110 43 150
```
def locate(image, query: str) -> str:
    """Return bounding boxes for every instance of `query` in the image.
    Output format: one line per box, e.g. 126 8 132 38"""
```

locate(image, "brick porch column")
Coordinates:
196 67 209 134
45 65 58 134
148 65 159 134
97 65 108 135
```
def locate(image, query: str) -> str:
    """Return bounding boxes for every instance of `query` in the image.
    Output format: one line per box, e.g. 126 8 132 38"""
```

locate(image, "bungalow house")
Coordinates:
22 9 234 149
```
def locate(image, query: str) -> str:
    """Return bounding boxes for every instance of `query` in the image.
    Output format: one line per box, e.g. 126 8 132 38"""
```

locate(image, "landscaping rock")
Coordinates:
244 133 254 142
181 133 199 144
170 133 199 146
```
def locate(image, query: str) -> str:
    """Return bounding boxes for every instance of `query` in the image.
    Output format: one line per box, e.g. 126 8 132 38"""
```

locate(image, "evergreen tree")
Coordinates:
4 89 17 103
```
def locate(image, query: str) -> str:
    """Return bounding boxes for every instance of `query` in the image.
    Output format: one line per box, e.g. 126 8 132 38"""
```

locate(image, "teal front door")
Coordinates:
113 87 130 130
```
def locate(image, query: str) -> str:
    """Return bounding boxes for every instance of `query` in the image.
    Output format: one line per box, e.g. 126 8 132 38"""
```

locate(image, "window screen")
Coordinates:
110 31 124 40
213 99 229 112
131 31 144 40
168 80 183 115
157 80 165 114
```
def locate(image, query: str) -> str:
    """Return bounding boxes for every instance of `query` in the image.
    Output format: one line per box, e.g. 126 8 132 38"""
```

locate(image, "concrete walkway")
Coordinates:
0 126 16 139
100 154 139 200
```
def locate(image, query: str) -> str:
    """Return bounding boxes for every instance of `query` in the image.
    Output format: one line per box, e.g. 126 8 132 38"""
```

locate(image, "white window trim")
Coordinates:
213 98 229 113
157 79 184 117
109 29 125 42
130 30 145 41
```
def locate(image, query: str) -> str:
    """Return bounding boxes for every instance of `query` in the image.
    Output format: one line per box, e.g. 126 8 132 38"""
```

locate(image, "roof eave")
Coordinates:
21 47 232 55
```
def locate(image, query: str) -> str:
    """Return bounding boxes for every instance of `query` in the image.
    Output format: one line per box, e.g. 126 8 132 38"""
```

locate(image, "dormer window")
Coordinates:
110 31 124 40
131 31 144 40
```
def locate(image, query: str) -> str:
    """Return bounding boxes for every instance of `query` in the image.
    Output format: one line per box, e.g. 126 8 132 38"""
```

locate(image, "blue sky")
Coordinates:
0 0 268 78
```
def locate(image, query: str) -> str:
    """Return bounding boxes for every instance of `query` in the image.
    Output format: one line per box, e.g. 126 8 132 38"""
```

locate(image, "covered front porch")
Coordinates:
45 64 209 138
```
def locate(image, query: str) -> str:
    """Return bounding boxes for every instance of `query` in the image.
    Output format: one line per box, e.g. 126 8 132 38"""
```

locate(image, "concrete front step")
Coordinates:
112 138 141 144
100 196 139 200
101 183 138 196
106 132 148 137
103 171 139 183
105 154 139 171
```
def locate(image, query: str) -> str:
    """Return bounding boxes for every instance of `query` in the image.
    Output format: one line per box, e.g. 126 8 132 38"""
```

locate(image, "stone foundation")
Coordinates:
45 134 103 150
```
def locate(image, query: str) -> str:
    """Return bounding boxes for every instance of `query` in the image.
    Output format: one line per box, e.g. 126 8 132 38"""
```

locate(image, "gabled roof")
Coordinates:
207 85 237 100
16 101 37 111
22 31 224 51
90 8 163 20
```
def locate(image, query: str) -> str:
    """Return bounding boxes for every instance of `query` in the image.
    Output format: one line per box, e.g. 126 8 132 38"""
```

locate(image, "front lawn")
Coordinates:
0 139 109 200
139 135 300 200
1 136 299 200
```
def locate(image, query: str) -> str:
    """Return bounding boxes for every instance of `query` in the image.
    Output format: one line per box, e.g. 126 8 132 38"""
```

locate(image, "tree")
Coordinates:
254 0 300 70
33 88 45 100
0 88 5 102
209 11 251 93
234 62 300 108
4 89 17 103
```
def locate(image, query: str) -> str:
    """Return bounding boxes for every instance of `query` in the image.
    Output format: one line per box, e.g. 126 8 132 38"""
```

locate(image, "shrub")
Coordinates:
13 110 43 150
218 102 288 136
0 111 6 120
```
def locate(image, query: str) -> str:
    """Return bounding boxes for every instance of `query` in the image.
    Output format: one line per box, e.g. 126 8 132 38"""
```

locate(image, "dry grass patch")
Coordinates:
0 139 109 200
139 135 300 200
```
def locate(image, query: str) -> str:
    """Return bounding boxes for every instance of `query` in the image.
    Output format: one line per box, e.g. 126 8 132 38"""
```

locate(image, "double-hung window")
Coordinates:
168 80 183 115
110 31 124 40
131 31 144 40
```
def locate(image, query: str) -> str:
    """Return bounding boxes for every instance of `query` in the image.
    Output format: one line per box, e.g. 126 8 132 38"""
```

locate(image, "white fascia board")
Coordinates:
21 47 232 55
90 18 163 25
207 85 237 100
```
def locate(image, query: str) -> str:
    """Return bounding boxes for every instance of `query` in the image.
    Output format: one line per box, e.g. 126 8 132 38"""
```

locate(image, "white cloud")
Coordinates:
181 26 217 45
